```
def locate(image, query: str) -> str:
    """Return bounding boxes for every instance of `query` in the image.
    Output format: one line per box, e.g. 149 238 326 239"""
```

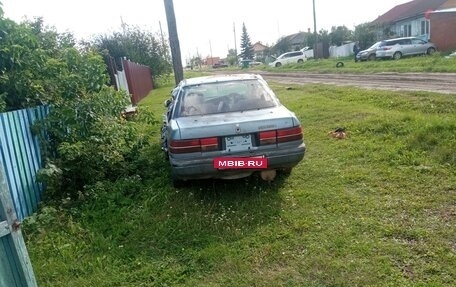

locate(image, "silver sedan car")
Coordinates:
161 74 306 186
376 37 437 60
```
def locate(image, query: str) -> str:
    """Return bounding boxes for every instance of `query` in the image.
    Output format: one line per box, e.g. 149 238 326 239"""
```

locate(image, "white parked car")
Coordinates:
269 50 307 67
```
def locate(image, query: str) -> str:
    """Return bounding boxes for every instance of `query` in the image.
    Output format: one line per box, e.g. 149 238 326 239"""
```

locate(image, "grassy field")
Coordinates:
24 78 455 286
203 53 456 74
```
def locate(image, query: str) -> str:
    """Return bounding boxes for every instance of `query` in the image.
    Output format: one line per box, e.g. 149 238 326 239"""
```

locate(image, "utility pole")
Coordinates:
233 22 238 63
312 0 318 58
120 16 126 35
164 0 183 85
158 21 168 59
209 40 213 60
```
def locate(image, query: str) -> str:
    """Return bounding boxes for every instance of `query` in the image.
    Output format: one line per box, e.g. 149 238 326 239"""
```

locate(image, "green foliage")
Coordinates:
226 48 238 66
329 25 352 46
240 23 254 60
37 87 157 196
0 15 156 198
0 17 108 111
273 37 292 55
91 23 172 84
189 55 202 69
269 22 380 55
0 17 47 110
263 53 456 73
353 22 378 49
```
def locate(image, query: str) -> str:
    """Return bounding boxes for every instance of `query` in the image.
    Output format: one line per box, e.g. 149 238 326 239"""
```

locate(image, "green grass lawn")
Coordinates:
199 53 456 74
24 80 455 286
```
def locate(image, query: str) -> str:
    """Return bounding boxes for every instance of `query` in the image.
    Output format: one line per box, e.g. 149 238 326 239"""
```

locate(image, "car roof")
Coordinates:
179 74 264 87
281 51 302 55
382 36 421 42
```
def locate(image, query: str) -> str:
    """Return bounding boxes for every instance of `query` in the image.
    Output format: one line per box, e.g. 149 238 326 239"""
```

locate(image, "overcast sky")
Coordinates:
2 0 409 62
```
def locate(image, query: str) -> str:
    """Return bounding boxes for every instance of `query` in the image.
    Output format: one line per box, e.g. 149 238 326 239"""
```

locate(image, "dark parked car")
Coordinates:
161 74 306 186
356 41 381 61
212 62 228 68
376 37 437 60
238 59 262 68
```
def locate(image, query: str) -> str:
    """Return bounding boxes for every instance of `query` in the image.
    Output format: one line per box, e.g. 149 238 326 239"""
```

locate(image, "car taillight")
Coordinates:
169 137 219 154
382 47 392 50
259 130 277 145
200 137 219 152
277 126 303 143
259 126 303 145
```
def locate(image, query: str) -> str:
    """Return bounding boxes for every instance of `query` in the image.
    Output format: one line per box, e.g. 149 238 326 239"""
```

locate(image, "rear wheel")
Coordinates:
427 47 436 55
172 175 187 188
275 62 282 67
297 59 304 63
172 179 186 188
393 52 402 60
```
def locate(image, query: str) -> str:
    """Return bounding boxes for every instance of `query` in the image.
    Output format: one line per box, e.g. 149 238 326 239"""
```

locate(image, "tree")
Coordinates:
226 49 238 66
353 22 377 50
0 14 149 197
91 23 171 86
0 16 108 111
329 25 352 46
273 37 292 56
190 55 202 69
240 23 254 60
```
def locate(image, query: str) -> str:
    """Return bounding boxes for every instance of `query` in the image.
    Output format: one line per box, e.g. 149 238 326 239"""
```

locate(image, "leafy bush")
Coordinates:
36 87 156 197
0 14 157 198
91 23 172 87
0 16 108 111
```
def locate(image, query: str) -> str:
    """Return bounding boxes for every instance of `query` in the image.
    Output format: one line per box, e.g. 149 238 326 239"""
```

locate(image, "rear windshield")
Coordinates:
175 79 278 117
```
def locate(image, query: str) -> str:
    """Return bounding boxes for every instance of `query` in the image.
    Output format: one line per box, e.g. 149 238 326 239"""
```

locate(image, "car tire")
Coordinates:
171 174 187 188
427 47 436 55
275 62 282 67
297 59 304 64
281 167 293 174
368 54 376 61
172 179 186 188
393 52 402 60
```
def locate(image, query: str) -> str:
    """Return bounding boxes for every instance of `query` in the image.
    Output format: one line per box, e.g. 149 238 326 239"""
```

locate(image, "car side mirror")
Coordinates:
164 99 172 108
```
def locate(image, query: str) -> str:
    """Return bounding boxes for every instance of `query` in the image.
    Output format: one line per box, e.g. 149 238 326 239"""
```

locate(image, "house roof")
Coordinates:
252 42 268 52
374 0 450 24
283 32 309 45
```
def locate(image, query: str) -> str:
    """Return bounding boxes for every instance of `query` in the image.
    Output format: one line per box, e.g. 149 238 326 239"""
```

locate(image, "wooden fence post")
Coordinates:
0 163 38 287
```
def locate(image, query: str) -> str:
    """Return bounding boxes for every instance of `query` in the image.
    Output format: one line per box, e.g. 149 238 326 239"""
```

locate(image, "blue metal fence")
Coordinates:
0 106 48 221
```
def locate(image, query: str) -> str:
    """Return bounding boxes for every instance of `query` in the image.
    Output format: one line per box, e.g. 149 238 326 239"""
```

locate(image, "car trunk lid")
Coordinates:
173 107 298 139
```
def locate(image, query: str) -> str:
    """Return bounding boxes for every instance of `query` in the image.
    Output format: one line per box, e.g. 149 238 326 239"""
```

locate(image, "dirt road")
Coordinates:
250 71 456 94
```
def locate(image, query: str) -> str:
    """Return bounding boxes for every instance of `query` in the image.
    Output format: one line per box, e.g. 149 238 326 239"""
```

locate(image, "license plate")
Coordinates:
225 135 252 152
214 156 268 169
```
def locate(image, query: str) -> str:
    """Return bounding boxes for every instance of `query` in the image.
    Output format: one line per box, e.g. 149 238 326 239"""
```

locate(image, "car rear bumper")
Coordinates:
169 143 306 180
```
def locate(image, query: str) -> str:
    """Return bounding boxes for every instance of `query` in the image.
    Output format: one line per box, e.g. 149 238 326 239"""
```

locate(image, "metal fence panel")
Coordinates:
122 59 154 105
0 106 48 221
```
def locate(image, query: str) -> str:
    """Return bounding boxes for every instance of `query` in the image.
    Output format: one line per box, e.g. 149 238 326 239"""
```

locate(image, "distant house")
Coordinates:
429 8 456 51
281 31 311 51
204 57 221 66
252 42 268 60
373 0 456 51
